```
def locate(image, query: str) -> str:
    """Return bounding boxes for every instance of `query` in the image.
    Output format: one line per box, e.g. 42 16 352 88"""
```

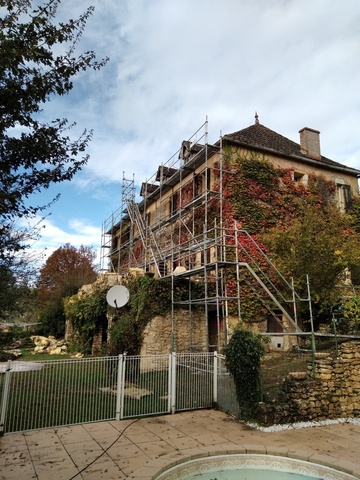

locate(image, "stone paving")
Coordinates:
1 409 360 479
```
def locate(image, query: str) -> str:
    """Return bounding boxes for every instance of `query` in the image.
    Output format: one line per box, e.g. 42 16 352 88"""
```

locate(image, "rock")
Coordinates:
288 371 307 380
31 336 69 355
49 347 64 355
72 352 84 358
34 345 47 353
31 335 50 347
2 349 22 358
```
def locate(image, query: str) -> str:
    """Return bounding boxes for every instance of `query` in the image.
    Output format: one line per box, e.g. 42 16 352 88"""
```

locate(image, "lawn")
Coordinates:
1 354 214 433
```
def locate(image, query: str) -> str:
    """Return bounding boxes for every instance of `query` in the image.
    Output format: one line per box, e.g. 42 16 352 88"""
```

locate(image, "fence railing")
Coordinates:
0 352 226 434
0 356 119 434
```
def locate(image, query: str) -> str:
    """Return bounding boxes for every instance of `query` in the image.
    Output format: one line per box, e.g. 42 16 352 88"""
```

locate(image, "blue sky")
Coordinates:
25 0 360 268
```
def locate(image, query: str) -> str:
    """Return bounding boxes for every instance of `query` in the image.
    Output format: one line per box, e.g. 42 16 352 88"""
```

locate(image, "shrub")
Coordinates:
224 326 265 420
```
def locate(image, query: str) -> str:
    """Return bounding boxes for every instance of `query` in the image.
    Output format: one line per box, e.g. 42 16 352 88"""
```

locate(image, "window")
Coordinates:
267 315 283 334
158 261 167 276
204 168 212 191
169 192 179 215
343 185 352 212
293 171 308 185
194 174 203 197
337 184 352 213
201 248 212 265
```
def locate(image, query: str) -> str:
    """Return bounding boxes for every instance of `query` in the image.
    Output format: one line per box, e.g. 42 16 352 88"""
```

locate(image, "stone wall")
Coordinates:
66 272 217 356
66 279 210 356
257 341 360 425
140 309 208 355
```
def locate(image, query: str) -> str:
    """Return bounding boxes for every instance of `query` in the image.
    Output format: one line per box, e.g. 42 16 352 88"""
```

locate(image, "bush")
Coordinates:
224 326 265 420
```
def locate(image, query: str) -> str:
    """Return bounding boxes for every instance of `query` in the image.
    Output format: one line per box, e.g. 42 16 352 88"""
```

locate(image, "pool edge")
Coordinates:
128 446 360 480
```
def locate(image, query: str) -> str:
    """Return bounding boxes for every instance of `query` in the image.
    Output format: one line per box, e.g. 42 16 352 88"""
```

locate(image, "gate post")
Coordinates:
170 352 176 414
0 360 12 436
213 352 218 404
116 355 124 421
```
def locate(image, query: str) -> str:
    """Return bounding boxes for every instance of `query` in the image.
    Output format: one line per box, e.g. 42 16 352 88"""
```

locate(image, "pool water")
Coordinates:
187 469 317 479
156 454 357 480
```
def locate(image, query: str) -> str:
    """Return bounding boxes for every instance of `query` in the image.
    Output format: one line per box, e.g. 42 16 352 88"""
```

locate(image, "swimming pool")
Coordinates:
155 454 358 480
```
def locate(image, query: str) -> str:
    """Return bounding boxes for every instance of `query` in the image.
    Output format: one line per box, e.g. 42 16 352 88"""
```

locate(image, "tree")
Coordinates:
0 264 17 317
0 220 43 320
0 0 108 252
0 265 39 323
38 243 97 336
261 204 360 325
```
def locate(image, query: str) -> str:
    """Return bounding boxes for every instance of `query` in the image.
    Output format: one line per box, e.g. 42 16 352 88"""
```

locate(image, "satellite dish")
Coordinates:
106 285 130 308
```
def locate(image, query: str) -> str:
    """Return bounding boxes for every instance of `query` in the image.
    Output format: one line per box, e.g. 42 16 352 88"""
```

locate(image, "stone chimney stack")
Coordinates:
299 127 321 160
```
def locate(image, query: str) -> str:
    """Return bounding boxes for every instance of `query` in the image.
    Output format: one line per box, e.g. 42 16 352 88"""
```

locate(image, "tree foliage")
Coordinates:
38 243 97 336
0 220 43 320
343 295 360 331
0 0 108 253
261 205 360 322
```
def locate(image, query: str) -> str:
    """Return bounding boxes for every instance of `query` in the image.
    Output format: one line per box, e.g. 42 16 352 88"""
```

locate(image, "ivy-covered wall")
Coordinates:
64 275 110 354
220 148 337 233
215 148 360 328
64 272 211 355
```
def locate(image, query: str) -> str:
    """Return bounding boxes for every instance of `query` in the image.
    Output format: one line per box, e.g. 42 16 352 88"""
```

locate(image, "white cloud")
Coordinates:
22 216 101 268
72 0 360 186
11 0 360 262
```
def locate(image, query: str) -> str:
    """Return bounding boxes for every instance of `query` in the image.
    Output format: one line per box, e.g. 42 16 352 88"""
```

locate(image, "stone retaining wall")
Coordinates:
140 309 208 355
257 341 360 425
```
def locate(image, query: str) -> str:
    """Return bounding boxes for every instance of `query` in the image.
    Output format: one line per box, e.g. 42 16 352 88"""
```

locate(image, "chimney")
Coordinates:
299 127 321 160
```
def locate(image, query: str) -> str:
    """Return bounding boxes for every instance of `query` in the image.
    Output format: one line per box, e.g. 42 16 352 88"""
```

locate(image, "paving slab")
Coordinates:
0 410 360 479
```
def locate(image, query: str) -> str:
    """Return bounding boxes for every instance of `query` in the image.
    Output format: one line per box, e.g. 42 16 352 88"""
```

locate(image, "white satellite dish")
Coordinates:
106 285 130 308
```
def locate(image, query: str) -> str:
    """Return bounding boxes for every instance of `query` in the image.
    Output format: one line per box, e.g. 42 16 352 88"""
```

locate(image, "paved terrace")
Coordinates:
1 409 360 479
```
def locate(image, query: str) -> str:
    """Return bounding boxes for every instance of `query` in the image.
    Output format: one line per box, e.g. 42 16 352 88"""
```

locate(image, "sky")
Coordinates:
23 0 360 269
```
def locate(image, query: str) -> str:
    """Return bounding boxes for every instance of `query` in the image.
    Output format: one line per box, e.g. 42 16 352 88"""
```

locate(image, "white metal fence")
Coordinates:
0 352 231 434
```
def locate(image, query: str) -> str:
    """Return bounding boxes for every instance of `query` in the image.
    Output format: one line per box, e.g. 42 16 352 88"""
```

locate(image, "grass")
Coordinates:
16 348 73 361
2 357 118 432
120 366 213 418
260 337 342 402
260 350 312 401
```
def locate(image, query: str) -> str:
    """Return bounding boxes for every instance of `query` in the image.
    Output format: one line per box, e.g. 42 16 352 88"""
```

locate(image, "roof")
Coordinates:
222 122 360 176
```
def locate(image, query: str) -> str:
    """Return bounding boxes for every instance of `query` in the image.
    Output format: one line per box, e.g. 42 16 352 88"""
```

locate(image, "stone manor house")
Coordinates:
99 116 360 354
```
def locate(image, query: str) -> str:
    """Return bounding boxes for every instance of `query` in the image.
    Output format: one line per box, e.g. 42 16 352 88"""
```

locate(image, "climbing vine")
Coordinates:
221 149 337 233
343 295 360 330
209 148 354 325
108 275 206 355
64 288 107 353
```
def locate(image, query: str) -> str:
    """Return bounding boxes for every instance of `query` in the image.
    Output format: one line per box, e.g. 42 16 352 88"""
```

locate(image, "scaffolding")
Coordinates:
100 119 310 352
100 119 215 276
100 174 135 273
